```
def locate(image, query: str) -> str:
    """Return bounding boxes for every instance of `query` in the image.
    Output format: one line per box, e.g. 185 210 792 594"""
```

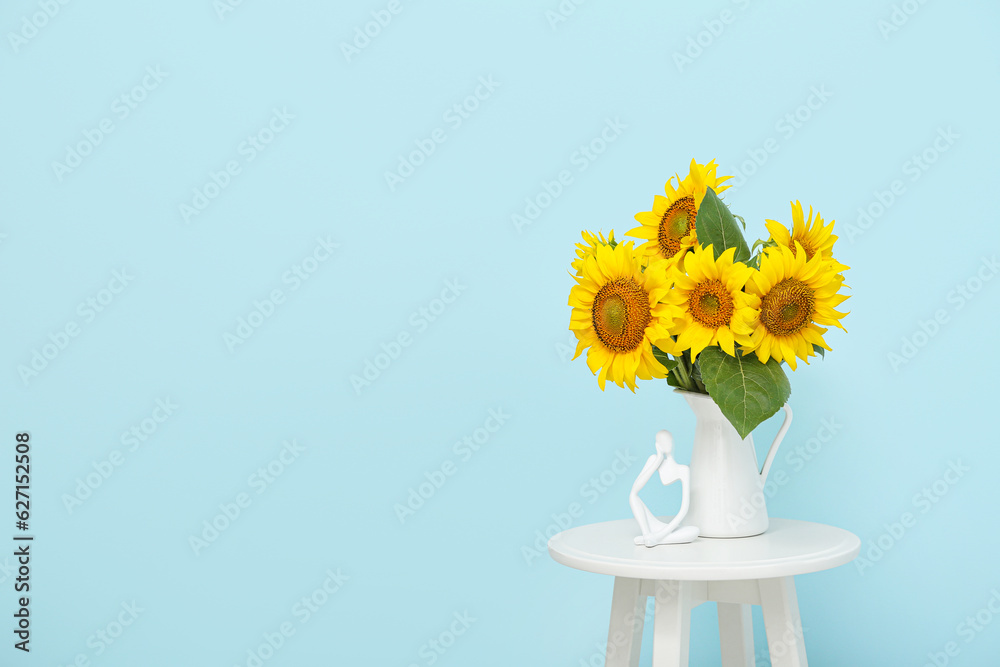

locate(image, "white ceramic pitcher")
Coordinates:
679 390 793 538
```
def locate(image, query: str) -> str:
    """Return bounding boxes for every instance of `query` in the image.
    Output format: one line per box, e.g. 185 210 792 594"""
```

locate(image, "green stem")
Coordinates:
689 354 706 393
672 355 694 391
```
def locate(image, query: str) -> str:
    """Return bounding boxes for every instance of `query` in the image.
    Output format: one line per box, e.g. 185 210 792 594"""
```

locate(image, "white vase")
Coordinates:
679 390 792 538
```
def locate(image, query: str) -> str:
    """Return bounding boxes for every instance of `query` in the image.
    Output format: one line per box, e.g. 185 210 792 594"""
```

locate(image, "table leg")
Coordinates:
758 576 807 667
605 577 645 667
652 580 691 667
718 602 755 667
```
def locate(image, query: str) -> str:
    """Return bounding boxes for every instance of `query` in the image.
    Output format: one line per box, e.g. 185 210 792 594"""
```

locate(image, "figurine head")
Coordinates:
654 430 673 456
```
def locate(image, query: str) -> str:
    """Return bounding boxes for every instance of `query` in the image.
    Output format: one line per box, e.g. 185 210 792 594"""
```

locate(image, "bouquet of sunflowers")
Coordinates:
567 159 849 438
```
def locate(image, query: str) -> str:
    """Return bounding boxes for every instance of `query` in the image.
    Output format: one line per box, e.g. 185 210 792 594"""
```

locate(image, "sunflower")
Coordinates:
764 201 843 267
664 244 758 361
744 242 849 370
568 242 675 391
570 229 615 275
627 159 733 267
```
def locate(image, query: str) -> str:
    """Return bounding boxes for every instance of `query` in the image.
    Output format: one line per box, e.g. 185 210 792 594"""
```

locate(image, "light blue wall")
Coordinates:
2 0 998 665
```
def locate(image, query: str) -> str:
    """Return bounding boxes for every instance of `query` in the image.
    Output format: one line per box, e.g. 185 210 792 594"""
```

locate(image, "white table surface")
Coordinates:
548 517 860 581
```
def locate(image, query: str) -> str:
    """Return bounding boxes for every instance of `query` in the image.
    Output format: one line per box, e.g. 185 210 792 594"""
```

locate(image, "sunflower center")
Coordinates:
687 279 734 329
592 278 651 352
790 238 816 261
601 297 626 334
657 197 697 258
761 278 815 336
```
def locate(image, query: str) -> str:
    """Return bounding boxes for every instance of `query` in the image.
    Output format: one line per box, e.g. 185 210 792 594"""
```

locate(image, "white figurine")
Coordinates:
629 430 700 547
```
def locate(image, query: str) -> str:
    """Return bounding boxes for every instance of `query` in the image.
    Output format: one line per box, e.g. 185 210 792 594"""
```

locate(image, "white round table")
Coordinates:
548 518 859 667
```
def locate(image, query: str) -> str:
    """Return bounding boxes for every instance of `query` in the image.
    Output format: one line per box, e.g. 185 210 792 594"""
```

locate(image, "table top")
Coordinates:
548 518 860 581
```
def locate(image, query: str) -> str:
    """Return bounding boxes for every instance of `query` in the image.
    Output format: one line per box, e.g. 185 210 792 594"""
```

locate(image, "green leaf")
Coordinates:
734 214 747 230
695 188 751 262
812 344 825 359
652 344 678 372
697 347 791 440
751 237 779 258
746 253 761 270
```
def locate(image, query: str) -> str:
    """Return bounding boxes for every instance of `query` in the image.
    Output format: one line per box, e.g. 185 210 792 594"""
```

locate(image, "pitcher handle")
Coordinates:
759 404 792 485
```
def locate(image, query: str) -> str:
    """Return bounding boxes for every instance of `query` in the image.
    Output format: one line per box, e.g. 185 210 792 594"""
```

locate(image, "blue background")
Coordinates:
2 0 999 665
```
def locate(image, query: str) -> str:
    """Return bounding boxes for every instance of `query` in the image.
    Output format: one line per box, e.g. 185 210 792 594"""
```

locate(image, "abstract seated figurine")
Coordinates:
629 430 700 547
